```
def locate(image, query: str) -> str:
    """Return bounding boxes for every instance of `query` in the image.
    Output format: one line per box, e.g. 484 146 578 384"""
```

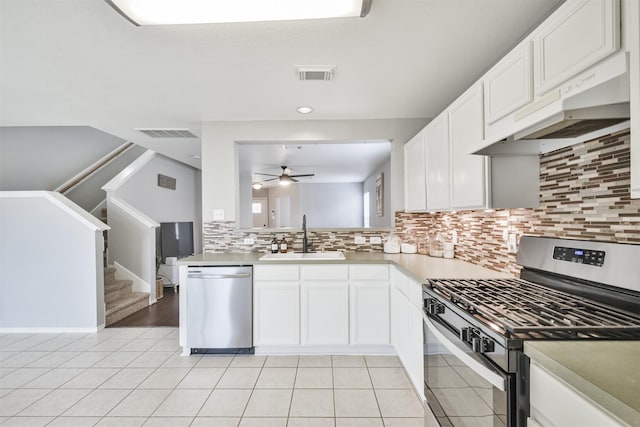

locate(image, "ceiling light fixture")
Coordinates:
279 176 292 186
106 0 372 26
252 182 262 190
297 106 314 114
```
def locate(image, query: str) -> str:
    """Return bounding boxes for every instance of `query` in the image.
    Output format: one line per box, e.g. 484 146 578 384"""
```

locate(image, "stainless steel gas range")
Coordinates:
422 236 640 427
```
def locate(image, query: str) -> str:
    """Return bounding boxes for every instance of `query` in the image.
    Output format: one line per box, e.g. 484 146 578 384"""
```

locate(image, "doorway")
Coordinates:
252 197 268 228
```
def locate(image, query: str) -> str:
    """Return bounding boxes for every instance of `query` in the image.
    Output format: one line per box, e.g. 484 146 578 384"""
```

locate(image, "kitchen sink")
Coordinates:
259 252 345 261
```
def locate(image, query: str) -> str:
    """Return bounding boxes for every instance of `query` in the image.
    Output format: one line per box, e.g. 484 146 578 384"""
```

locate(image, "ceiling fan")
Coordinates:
255 166 315 186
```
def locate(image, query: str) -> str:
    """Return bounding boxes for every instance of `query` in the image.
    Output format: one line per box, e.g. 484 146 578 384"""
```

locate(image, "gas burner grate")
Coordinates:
428 278 640 339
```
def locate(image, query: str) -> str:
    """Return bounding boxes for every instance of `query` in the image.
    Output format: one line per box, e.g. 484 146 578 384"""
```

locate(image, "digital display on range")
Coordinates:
553 246 605 267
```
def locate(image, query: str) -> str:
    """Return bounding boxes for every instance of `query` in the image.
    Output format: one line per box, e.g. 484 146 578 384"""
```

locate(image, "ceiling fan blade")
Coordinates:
289 173 315 178
290 177 299 183
263 178 278 182
255 173 279 177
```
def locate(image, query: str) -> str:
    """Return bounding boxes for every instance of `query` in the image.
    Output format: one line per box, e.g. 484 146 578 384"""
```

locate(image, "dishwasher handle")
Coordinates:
188 272 251 279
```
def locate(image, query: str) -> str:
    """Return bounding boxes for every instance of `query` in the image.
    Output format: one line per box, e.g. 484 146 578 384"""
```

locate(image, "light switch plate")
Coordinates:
213 209 225 220
243 238 255 245
507 234 518 254
370 236 382 244
355 236 366 244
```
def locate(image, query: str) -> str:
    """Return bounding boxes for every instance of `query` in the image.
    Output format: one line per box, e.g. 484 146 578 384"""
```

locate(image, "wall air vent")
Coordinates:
136 128 197 138
296 66 335 81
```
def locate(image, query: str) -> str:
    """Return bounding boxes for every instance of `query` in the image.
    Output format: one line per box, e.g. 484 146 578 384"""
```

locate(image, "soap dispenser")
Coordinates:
279 237 288 253
271 237 279 253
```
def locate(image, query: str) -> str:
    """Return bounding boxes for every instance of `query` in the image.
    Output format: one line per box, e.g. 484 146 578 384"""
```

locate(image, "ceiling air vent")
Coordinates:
296 66 335 81
136 128 197 138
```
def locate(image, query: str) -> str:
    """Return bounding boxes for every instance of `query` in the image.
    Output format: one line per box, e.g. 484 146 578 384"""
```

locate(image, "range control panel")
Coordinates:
553 246 605 267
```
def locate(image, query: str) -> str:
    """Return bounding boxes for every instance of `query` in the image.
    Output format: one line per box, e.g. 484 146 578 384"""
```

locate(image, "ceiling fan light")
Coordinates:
279 176 292 186
107 0 371 26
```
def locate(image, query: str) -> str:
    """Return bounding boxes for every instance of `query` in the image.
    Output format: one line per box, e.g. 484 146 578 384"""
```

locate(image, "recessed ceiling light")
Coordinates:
106 0 372 26
252 182 263 190
191 155 201 159
297 106 314 114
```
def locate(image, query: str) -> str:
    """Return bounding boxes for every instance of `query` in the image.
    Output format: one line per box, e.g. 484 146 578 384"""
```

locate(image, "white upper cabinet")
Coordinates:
425 112 450 212
448 83 489 210
404 130 427 212
534 0 620 95
483 41 533 128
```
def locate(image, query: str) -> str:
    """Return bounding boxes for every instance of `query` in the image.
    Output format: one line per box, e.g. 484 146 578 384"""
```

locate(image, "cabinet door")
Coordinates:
534 0 620 95
449 83 488 209
484 42 533 125
425 112 450 212
406 304 425 398
350 281 390 345
390 286 409 365
253 281 300 346
301 281 349 345
404 130 427 212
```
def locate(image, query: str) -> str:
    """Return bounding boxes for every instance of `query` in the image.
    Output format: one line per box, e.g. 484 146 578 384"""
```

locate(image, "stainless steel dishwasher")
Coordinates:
186 266 253 353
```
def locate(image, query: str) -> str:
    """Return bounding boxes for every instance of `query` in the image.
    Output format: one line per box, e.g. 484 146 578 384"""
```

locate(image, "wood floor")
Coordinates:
110 286 179 327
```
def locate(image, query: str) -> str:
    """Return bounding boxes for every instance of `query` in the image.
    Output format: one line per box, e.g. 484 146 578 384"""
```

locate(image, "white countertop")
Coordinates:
178 252 511 282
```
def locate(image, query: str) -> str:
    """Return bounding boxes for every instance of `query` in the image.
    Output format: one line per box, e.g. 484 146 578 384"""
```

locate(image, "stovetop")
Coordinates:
427 278 640 340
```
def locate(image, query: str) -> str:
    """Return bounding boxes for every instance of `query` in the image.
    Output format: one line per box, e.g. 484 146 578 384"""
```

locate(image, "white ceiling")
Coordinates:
238 140 392 186
0 0 563 170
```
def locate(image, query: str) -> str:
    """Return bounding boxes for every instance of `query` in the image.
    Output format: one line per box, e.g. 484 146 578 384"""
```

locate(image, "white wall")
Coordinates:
201 118 428 223
0 193 106 331
363 158 392 227
110 153 203 253
299 183 363 228
107 199 157 300
0 126 125 191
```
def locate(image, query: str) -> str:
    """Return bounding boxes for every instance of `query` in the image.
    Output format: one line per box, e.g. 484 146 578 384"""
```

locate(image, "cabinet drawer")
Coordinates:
349 264 389 281
254 265 299 281
301 265 349 281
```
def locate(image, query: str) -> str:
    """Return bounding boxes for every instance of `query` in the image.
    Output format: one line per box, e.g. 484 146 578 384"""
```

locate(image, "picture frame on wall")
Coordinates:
376 173 384 217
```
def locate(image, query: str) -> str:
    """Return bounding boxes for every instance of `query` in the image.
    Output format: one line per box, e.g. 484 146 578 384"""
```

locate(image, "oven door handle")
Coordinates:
424 313 507 391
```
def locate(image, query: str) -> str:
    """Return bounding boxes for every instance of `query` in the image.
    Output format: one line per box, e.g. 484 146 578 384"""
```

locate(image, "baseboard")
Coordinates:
0 326 103 333
113 261 151 296
254 344 395 355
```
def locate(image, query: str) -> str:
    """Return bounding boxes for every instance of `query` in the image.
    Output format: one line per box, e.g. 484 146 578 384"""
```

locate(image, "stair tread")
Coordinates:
106 292 149 315
104 267 117 275
104 279 133 292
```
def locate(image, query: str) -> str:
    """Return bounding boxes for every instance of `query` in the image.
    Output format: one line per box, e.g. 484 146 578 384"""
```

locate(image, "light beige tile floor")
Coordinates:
0 327 434 426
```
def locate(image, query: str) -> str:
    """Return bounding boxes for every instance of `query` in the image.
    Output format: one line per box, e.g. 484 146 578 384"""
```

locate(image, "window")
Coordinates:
363 192 370 228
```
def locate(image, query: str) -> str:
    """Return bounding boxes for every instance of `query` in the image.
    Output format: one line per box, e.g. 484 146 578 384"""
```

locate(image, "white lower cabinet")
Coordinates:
253 281 300 346
350 280 389 345
529 362 621 427
390 285 409 360
301 281 349 345
406 303 424 393
390 267 425 399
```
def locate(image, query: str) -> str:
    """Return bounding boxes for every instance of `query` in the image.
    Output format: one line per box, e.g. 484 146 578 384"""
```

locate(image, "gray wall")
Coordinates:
0 126 125 190
363 158 392 227
111 154 203 253
65 145 147 212
299 183 363 228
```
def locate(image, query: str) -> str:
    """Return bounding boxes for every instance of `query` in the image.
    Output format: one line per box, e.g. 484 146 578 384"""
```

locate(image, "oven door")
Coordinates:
423 313 515 427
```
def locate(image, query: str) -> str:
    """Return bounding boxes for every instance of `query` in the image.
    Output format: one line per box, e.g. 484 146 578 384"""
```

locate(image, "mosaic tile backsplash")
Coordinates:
203 129 639 277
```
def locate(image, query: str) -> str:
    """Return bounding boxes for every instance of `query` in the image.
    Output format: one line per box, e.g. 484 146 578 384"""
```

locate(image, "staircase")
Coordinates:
104 266 149 326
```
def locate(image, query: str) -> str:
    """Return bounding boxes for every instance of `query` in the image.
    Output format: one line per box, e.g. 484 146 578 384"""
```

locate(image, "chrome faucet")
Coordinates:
302 214 309 253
